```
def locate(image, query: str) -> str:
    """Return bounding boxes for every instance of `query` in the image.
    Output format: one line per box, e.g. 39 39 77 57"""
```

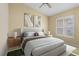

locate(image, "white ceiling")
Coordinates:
24 3 79 16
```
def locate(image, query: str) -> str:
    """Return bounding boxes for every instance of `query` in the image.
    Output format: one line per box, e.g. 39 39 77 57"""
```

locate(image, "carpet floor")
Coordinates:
7 49 24 56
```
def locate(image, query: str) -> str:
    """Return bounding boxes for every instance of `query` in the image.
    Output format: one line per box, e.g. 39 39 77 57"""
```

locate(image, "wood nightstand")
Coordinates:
7 36 22 49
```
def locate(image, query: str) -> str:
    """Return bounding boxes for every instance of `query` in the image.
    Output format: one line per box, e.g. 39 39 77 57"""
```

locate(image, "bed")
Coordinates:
20 27 66 56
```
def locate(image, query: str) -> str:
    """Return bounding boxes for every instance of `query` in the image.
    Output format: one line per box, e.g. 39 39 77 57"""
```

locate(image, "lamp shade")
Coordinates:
14 32 17 39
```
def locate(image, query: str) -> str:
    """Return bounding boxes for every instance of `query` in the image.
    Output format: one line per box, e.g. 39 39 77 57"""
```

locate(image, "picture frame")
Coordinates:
24 13 42 28
24 13 34 27
33 16 41 27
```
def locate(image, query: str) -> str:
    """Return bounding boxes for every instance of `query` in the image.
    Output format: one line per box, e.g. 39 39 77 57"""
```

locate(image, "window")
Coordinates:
56 16 74 38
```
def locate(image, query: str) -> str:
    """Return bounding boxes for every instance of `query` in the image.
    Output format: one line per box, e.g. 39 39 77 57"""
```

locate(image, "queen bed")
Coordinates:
20 27 66 56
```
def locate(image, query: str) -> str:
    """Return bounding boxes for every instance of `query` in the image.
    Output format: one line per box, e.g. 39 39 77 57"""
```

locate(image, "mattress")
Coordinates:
24 37 65 56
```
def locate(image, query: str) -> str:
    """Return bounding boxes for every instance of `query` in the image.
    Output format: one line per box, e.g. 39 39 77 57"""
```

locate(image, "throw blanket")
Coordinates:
24 37 64 56
22 36 47 50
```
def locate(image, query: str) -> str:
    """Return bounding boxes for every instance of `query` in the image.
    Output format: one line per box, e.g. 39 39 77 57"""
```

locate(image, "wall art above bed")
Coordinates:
24 13 42 28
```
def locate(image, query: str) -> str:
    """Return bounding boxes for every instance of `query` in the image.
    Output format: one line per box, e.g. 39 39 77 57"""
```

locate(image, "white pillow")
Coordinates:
24 32 35 37
27 32 35 37
38 32 45 36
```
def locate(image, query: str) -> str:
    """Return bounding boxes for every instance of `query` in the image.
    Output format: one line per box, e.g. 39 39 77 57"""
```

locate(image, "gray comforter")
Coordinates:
22 37 66 56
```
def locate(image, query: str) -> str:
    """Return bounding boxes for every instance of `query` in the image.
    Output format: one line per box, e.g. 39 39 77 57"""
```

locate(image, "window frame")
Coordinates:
56 15 75 38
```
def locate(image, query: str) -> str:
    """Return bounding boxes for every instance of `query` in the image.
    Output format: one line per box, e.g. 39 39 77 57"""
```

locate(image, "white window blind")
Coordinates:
56 16 74 38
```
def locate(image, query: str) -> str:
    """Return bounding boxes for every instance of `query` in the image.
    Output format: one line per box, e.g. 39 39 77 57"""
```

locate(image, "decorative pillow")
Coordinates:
34 32 39 36
38 32 45 36
23 32 35 37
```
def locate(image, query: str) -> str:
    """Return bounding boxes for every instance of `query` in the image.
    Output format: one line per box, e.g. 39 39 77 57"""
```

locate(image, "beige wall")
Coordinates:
8 3 48 33
0 4 8 55
48 7 79 47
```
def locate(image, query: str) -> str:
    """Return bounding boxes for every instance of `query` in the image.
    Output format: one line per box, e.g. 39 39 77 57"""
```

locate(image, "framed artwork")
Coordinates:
24 13 42 28
24 13 34 27
33 16 41 27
